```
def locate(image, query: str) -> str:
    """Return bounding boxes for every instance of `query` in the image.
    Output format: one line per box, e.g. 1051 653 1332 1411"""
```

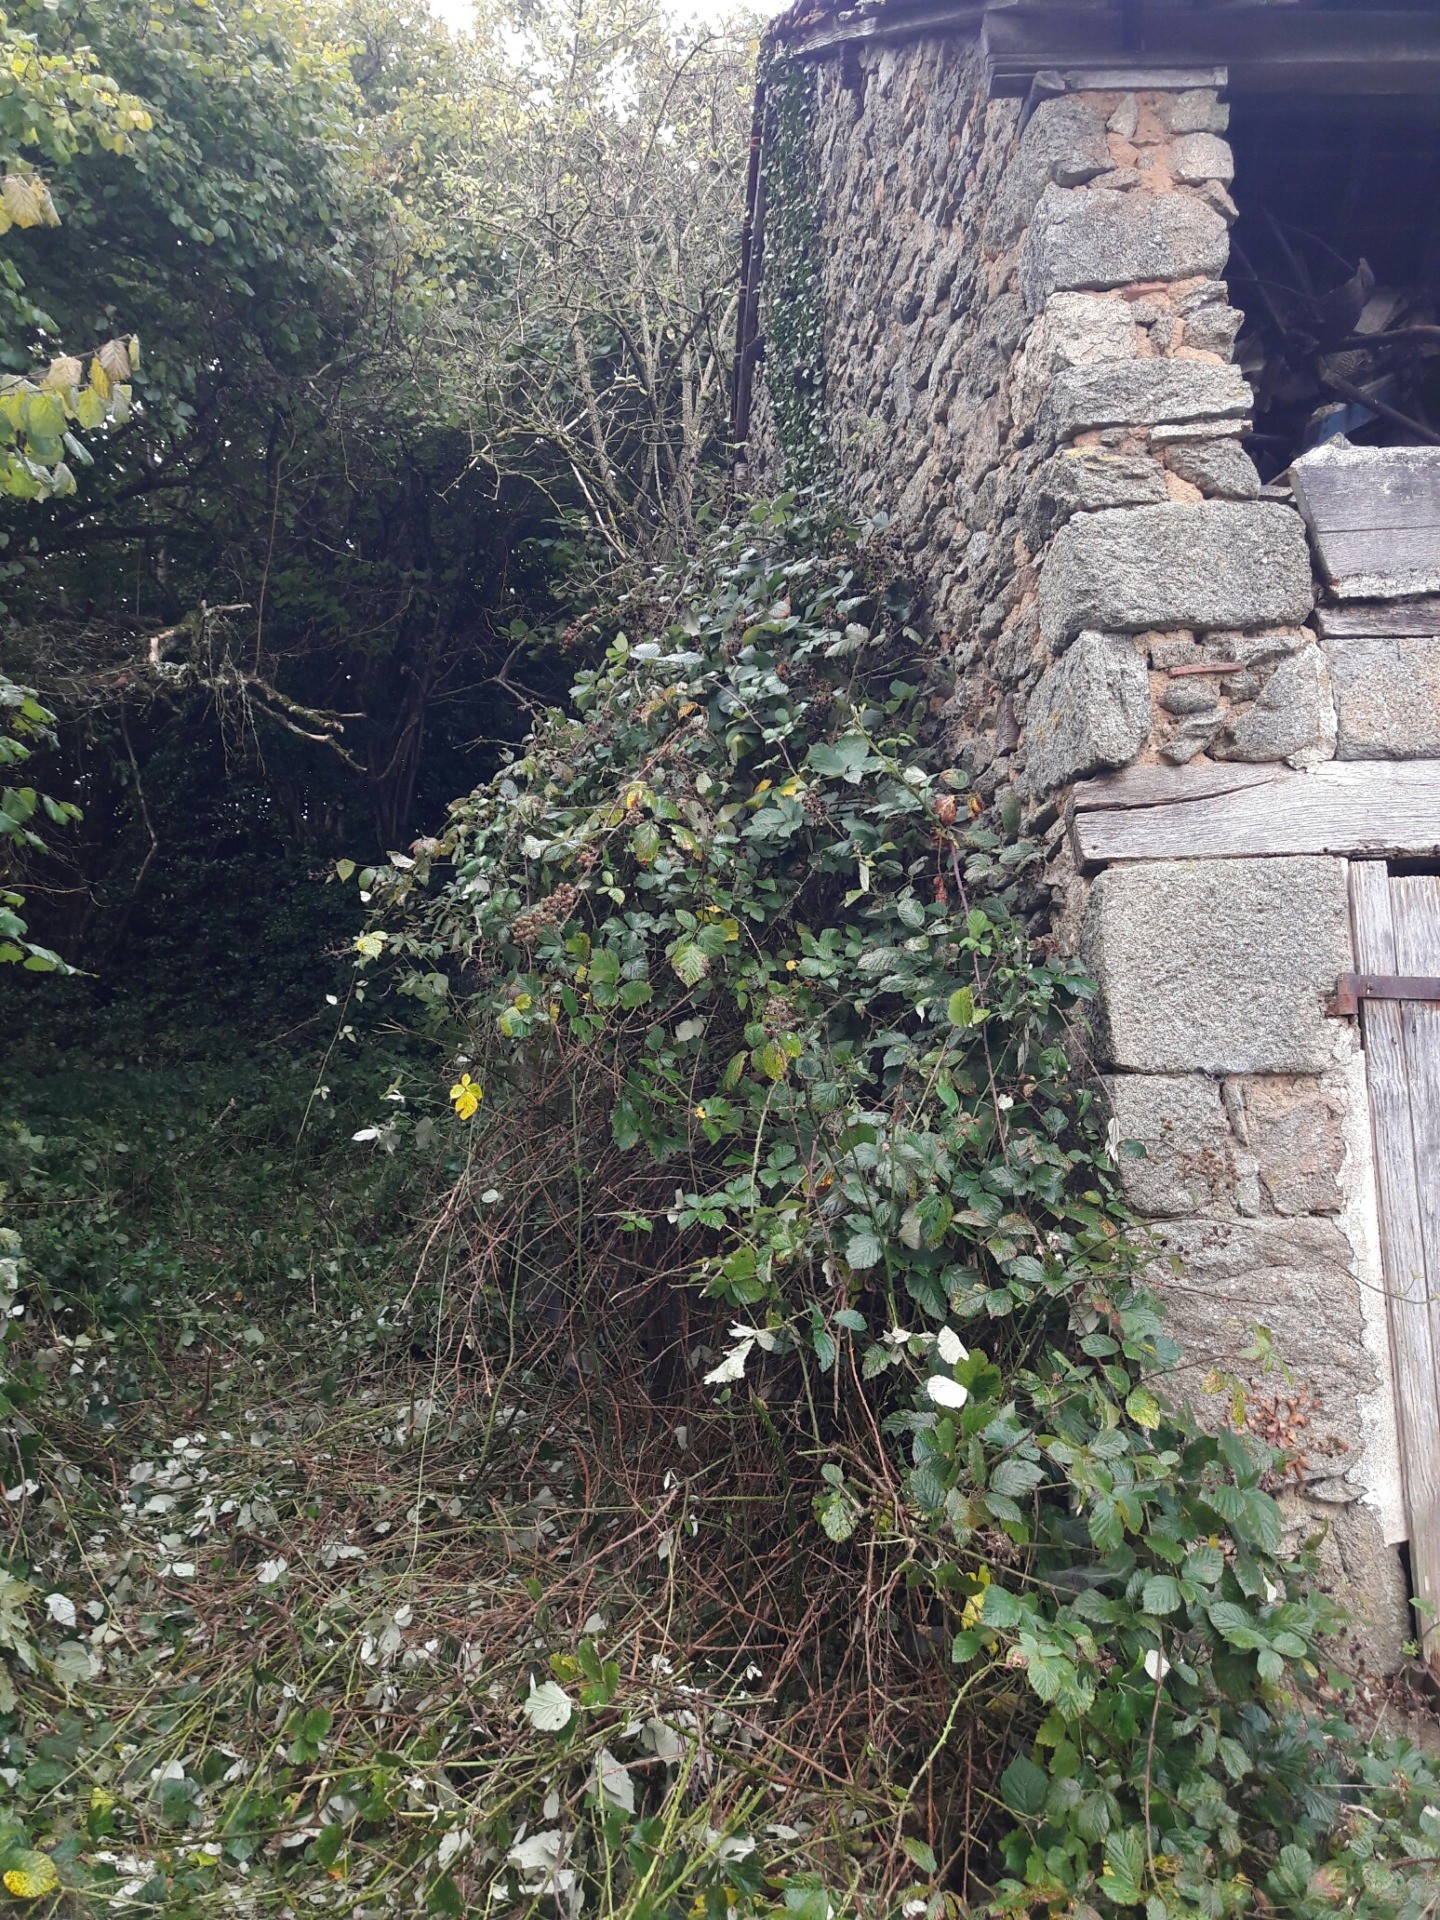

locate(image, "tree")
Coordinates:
445 0 755 561
0 0 754 997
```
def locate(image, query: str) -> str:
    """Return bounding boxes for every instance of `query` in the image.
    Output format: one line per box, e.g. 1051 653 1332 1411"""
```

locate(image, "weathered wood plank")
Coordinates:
1391 879 1440 1559
1351 863 1440 1674
1073 761 1440 865
1072 763 1282 814
1291 446 1440 600
1316 598 1440 640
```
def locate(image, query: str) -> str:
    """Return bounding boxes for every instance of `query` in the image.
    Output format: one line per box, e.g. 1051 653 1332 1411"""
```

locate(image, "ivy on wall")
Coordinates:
756 52 827 485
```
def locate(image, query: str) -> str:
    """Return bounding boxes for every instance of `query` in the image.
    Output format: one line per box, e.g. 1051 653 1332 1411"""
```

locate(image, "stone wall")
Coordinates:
748 34 1429 1667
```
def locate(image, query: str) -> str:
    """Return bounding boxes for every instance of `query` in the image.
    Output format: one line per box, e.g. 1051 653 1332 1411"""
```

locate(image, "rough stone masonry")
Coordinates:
746 31 1440 1667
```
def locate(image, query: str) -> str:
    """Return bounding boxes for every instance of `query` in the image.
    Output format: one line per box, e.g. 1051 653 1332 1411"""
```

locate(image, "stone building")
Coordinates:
733 0 1440 1671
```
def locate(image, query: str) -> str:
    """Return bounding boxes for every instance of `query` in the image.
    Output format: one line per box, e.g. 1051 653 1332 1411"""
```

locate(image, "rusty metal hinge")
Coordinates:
1328 973 1440 1018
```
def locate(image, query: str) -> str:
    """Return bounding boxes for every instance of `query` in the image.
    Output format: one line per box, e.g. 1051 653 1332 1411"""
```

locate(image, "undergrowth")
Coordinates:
0 501 1435 1918
349 497 1435 1917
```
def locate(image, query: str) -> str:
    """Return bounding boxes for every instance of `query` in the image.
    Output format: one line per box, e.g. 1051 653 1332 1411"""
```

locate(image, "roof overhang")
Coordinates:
781 2 1440 99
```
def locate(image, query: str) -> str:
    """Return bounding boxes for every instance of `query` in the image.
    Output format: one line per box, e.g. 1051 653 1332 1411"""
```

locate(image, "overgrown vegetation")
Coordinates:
1 2 1438 1915
343 501 1435 1918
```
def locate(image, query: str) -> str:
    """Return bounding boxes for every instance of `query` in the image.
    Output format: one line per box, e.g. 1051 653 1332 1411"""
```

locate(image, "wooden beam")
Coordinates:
1316 598 1440 640
979 6 1440 98
781 0 1440 89
1070 760 1440 866
1073 762 1279 813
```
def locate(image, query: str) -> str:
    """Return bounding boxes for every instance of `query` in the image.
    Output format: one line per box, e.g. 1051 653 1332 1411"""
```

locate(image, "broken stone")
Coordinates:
1218 644 1335 768
1018 448 1169 547
1169 131 1234 185
1019 183 1231 310
1227 1076 1347 1215
1163 438 1261 500
988 97 1111 252
1194 181 1239 224
1158 90 1230 135
1148 632 1200 670
1022 631 1151 797
1215 626 1311 670
1106 93 1138 140
1083 855 1352 1074
1161 710 1224 762
1039 502 1315 648
1325 636 1440 759
1047 360 1251 441
1160 676 1222 715
1103 1073 1234 1216
1179 303 1245 356
1012 292 1141 428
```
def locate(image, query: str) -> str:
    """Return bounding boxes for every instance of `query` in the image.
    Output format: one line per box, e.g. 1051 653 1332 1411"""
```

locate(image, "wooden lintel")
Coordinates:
1316 598 1440 640
1070 760 1440 867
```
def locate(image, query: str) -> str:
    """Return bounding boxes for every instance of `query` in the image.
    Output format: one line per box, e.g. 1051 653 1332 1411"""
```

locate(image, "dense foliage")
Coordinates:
0 0 753 998
348 501 1440 1919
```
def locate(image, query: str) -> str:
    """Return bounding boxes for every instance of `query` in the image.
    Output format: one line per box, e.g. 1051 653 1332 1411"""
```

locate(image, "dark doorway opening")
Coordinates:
1227 92 1440 481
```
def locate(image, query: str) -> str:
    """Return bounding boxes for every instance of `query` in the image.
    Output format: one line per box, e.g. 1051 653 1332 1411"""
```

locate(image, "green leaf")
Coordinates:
989 1456 1044 1498
981 1585 1023 1630
999 1754 1048 1817
1141 1574 1182 1617
814 1485 860 1542
1102 1828 1146 1906
901 1838 937 1875
427 1871 464 1916
670 940 708 986
947 985 981 1027
845 1230 882 1271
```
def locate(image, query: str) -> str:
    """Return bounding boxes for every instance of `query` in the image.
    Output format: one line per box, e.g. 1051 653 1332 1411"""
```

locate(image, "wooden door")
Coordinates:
1351 863 1440 1672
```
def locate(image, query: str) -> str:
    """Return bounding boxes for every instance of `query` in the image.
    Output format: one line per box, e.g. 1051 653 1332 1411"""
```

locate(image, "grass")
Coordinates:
0 1048 902 1919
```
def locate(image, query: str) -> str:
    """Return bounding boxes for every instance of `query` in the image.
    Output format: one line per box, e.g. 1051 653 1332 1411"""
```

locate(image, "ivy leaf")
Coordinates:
2 1851 59 1900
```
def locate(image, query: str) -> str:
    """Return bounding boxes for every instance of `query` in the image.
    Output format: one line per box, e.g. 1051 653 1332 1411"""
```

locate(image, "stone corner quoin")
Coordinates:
1082 856 1353 1076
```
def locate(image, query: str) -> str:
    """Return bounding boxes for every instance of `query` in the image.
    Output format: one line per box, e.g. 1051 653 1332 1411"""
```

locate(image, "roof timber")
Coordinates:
780 2 1440 97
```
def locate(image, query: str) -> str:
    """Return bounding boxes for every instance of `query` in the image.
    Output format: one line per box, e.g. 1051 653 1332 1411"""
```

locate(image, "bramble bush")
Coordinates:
348 497 1440 1918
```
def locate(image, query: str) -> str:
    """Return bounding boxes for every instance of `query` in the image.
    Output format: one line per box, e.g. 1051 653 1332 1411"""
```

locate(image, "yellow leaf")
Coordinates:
354 931 384 959
88 356 111 403
0 174 44 229
449 1073 482 1120
3 1851 59 1899
42 355 83 393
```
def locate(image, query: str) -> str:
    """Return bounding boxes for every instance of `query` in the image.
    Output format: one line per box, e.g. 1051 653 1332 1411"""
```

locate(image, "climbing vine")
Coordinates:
756 54 827 485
